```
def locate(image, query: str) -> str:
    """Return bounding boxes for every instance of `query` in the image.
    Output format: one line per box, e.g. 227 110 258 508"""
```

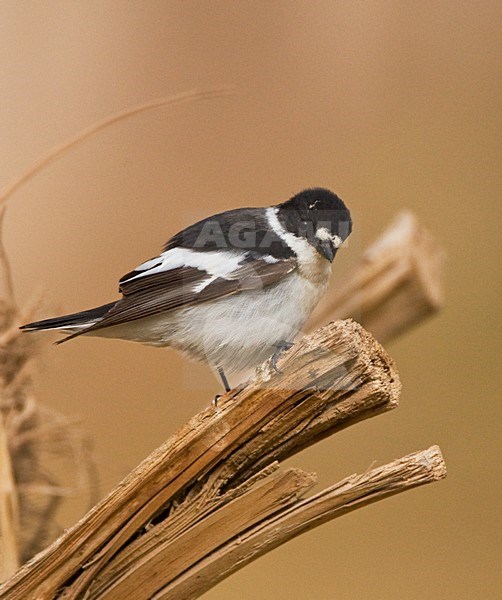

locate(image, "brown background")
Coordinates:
1 1 500 598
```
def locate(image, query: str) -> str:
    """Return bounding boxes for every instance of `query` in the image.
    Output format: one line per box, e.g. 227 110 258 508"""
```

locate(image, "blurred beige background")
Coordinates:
1 1 500 598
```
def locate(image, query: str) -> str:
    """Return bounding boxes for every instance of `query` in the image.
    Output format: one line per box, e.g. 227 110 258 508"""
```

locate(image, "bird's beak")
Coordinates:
318 239 336 262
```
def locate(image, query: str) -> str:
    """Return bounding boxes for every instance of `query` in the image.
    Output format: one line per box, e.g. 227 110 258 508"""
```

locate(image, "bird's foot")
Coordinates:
270 341 294 374
217 367 231 393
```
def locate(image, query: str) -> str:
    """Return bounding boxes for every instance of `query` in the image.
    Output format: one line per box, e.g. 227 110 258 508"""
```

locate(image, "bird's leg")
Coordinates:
213 367 231 408
218 367 231 392
270 340 294 374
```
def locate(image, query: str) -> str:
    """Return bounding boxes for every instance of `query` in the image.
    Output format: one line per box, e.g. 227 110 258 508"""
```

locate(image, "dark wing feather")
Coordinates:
62 255 296 340
119 266 204 296
163 207 295 259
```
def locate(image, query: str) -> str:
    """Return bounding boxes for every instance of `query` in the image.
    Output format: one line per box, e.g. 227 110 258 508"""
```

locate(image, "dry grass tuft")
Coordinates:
0 240 97 566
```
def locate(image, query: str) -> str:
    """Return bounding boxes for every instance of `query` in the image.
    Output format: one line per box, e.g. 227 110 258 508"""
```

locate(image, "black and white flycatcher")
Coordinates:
21 188 352 391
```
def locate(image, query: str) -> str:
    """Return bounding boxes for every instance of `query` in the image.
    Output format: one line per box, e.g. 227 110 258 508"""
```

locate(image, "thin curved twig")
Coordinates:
0 86 235 208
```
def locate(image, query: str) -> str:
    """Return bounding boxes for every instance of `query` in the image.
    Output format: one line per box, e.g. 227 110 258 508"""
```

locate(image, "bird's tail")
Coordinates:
20 302 116 343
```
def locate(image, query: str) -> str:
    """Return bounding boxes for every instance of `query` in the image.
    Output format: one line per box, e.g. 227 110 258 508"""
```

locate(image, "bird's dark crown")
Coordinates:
276 188 352 242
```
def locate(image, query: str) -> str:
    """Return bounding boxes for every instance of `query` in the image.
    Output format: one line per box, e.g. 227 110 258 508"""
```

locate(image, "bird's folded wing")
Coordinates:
79 251 297 334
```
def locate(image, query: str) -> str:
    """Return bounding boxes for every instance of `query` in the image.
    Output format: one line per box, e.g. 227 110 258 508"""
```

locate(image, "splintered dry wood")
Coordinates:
156 445 446 600
89 467 317 600
313 211 444 342
0 319 403 599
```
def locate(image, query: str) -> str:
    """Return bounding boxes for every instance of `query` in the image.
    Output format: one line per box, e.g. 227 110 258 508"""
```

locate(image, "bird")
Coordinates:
20 188 352 391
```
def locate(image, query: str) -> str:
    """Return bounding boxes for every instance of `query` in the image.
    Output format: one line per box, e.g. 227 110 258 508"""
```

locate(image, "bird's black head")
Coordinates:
276 188 352 261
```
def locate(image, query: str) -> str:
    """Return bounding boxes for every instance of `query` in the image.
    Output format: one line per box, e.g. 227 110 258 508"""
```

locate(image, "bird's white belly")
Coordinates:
93 271 329 373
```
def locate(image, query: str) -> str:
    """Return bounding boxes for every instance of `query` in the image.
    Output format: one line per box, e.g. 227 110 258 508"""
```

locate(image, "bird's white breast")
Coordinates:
175 269 329 371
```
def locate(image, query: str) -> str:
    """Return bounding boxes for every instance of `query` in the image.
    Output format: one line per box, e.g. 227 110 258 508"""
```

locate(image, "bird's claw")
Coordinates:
270 341 294 374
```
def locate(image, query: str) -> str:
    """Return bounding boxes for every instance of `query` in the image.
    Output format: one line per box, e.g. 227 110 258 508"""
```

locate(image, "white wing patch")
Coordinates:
123 247 251 293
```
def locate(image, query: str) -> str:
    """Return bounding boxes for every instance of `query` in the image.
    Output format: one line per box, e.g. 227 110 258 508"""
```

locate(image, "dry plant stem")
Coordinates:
155 446 446 600
0 209 14 303
0 217 21 577
312 211 444 342
0 86 234 208
0 319 400 600
0 263 98 564
0 414 19 581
